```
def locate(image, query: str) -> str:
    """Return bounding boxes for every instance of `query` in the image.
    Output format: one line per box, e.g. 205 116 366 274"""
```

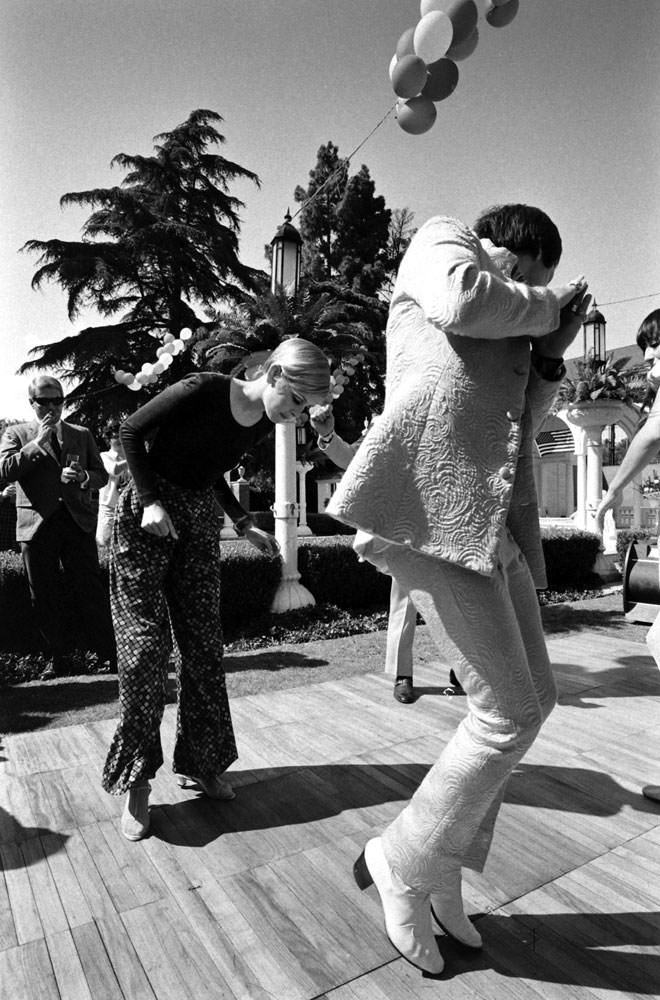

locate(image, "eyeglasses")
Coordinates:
32 396 64 406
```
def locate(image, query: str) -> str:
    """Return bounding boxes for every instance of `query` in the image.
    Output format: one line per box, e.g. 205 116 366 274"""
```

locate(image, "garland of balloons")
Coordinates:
113 327 194 391
390 0 520 135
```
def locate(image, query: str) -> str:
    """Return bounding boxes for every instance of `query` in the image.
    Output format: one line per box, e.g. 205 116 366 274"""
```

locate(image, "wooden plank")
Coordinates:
0 842 42 944
61 828 117 921
41 832 93 929
21 836 69 936
0 857 18 951
97 818 168 905
0 942 28 1000
94 912 157 1000
47 927 93 1000
20 937 61 1000
79 823 141 912
71 921 125 1000
121 902 194 1000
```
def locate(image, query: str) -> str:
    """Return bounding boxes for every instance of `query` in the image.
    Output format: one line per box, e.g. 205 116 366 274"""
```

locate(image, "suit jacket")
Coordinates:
327 216 562 587
0 420 107 541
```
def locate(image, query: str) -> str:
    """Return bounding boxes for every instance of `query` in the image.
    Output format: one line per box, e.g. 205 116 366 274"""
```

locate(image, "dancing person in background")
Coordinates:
103 339 331 841
596 308 660 804
0 375 115 677
327 205 590 974
310 403 463 701
96 420 131 548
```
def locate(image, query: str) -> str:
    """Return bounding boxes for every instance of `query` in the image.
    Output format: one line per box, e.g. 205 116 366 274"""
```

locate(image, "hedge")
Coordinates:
0 527 603 654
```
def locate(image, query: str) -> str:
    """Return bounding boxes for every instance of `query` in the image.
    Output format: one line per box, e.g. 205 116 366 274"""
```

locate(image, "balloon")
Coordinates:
141 362 154 375
156 345 167 357
419 0 478 48
388 52 398 82
127 380 142 391
447 25 478 61
152 361 165 375
391 54 428 98
413 11 453 64
161 342 175 354
395 25 416 59
396 96 437 135
135 372 149 385
422 57 458 101
163 333 175 343
485 0 519 28
171 339 184 354
122 372 136 384
160 353 174 368
179 327 193 340
113 370 125 383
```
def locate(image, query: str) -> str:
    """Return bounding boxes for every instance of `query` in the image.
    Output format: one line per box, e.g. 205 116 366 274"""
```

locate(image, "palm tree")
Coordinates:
20 109 263 433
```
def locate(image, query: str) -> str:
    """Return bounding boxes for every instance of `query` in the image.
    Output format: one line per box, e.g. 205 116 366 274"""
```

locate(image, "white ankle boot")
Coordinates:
430 869 482 949
121 782 151 841
354 837 444 975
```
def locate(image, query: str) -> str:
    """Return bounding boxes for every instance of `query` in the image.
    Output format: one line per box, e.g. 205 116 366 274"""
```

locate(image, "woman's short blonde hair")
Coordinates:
265 338 331 399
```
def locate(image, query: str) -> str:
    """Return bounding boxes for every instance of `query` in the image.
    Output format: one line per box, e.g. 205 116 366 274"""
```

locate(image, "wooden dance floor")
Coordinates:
1 629 660 998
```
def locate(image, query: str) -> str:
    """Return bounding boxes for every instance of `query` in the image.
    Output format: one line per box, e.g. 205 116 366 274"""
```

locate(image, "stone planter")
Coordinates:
565 398 630 430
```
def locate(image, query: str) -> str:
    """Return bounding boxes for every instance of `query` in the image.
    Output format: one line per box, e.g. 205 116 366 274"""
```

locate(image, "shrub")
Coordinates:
615 527 655 566
540 528 601 589
0 541 281 654
298 536 390 609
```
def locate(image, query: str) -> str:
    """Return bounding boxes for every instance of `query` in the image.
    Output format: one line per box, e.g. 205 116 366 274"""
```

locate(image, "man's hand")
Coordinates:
34 414 58 449
535 287 592 360
61 461 86 485
245 526 280 558
141 501 179 539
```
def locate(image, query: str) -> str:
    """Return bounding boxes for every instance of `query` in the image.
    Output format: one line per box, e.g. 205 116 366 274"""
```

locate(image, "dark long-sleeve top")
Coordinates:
120 373 270 523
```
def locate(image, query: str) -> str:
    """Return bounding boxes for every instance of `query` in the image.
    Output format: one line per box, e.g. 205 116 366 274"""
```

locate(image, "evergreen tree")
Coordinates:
20 109 263 433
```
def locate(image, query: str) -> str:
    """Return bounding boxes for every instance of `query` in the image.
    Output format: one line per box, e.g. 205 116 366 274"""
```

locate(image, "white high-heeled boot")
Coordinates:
430 869 482 949
354 837 444 975
121 782 151 841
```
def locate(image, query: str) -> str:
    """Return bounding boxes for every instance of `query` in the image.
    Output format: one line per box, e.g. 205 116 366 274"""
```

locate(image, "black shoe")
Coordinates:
393 677 415 704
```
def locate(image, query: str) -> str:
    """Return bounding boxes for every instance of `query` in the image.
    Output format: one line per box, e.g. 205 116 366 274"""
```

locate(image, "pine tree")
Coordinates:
20 109 263 433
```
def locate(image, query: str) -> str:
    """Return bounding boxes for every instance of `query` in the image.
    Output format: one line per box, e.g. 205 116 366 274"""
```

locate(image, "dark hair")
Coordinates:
103 419 121 445
636 309 660 352
473 203 562 269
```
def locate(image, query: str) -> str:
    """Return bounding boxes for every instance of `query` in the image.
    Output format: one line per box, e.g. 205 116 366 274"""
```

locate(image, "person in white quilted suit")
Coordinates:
329 205 590 974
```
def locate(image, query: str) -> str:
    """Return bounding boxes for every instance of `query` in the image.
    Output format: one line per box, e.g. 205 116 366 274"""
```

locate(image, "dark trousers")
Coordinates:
21 506 116 660
102 478 236 794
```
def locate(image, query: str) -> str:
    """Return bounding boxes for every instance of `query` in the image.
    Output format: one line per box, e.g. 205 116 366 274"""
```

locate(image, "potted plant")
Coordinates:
559 351 647 429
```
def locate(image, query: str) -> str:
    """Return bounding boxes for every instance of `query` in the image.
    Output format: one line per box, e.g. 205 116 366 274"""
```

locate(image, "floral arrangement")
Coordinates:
557 351 648 408
638 471 660 501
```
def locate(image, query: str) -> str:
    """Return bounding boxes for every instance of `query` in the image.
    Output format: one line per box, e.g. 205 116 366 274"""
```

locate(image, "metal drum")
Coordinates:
623 541 660 620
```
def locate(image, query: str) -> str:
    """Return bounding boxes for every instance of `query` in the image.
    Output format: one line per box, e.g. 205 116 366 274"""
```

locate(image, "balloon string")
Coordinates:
290 103 398 222
598 292 660 307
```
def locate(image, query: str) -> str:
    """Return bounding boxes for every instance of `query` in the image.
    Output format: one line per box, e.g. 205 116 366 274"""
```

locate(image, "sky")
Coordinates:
2 0 659 420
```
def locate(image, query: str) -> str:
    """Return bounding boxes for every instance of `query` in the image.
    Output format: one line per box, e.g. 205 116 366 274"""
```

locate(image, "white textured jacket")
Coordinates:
327 216 562 586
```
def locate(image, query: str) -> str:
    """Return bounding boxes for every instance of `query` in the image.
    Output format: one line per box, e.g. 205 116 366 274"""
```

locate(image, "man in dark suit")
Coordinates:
0 376 116 676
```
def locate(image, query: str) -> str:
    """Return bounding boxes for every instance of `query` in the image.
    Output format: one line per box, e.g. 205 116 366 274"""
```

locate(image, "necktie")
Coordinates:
50 432 61 461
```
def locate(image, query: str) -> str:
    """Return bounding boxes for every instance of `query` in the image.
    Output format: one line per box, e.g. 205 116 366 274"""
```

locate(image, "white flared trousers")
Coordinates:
378 531 557 891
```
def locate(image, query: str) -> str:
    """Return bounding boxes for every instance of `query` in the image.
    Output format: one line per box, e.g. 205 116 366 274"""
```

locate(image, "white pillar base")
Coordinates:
297 524 313 537
270 577 316 613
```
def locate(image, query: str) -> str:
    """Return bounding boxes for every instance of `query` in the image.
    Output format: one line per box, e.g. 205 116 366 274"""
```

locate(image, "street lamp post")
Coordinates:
582 302 607 361
269 212 315 612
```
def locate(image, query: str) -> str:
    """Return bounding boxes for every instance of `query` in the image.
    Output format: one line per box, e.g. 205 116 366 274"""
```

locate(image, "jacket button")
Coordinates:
506 410 521 421
513 365 527 375
498 466 513 481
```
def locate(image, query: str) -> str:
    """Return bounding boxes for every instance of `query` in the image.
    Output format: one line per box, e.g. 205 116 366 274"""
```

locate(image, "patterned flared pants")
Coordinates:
102 477 237 794
377 531 557 891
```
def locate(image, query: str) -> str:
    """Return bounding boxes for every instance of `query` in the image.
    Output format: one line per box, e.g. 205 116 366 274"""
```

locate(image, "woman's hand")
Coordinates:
141 501 179 539
309 404 335 439
535 287 592 360
594 491 619 537
245 526 280 558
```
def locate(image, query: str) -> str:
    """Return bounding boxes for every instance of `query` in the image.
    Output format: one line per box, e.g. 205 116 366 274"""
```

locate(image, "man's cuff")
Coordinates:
80 471 90 489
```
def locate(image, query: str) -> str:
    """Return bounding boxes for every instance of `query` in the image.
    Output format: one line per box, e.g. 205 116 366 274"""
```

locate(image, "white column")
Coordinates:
296 460 313 536
270 422 315 612
584 425 604 531
219 472 238 539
